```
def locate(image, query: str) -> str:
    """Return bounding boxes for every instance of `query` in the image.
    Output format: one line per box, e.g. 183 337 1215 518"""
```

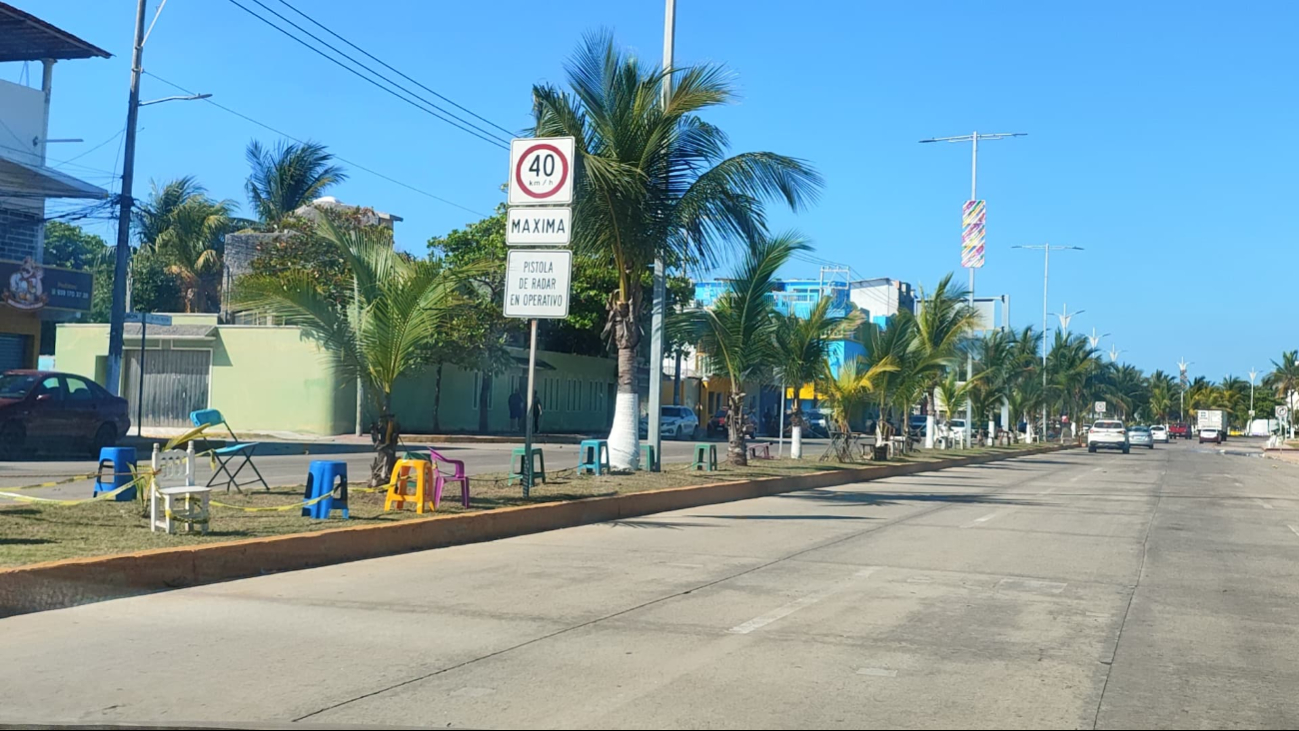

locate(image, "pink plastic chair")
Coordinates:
429 448 470 508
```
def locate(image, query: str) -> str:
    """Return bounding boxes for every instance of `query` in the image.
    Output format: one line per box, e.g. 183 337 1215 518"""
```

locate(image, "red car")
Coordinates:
0 370 130 457
1168 423 1192 439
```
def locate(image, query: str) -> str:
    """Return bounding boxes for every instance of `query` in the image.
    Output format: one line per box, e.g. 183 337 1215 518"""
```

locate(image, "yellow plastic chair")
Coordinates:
384 459 435 514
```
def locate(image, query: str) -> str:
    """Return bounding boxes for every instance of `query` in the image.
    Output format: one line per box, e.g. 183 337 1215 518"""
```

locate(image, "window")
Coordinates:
35 376 63 401
64 376 94 401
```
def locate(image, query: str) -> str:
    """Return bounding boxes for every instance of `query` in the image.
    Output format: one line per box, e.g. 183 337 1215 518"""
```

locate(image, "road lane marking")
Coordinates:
1256 499 1273 510
962 511 1001 528
856 667 898 678
1289 525 1299 538
728 568 878 634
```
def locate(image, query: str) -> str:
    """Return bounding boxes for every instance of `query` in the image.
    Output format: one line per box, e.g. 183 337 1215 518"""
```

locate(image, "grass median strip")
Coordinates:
0 444 1043 568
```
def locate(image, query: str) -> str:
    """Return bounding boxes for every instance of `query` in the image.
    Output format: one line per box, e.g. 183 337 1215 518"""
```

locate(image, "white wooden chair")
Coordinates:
150 442 211 534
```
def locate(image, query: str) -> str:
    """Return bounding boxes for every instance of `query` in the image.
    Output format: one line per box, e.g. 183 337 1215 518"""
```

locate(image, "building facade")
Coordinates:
0 4 107 369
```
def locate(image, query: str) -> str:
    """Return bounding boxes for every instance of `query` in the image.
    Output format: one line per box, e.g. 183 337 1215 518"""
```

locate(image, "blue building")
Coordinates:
693 275 853 319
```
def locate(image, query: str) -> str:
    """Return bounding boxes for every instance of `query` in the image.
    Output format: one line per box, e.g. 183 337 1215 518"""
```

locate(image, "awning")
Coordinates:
125 323 217 341
0 3 111 62
0 156 107 199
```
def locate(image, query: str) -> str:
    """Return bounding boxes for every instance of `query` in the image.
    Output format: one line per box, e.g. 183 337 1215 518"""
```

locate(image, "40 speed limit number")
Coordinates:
509 137 575 206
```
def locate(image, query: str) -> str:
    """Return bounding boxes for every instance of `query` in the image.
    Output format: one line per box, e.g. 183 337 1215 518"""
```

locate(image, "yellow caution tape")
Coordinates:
0 479 143 505
209 491 335 513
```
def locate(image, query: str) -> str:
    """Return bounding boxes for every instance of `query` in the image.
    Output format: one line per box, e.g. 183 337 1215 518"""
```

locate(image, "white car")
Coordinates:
639 405 700 441
1150 425 1170 443
1088 419 1130 454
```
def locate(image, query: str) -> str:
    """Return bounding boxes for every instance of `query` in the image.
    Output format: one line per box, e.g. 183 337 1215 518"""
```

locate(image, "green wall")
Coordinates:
55 320 616 436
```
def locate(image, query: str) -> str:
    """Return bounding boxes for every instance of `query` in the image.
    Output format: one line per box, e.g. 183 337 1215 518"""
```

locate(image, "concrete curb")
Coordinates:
0 445 1066 618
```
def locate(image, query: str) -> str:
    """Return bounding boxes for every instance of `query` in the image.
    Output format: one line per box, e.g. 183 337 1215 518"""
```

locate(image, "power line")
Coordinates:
143 71 491 218
0 141 122 178
223 0 510 150
273 0 515 138
53 128 127 170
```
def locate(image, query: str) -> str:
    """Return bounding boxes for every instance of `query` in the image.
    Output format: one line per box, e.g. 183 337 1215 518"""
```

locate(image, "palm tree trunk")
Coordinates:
369 392 399 487
790 394 803 459
728 391 748 466
432 363 444 433
606 301 640 470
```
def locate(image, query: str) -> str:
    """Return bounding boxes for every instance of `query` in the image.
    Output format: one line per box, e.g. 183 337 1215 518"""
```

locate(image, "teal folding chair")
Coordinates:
190 409 269 493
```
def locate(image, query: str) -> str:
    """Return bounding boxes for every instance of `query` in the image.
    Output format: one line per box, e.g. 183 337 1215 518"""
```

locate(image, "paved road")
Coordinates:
3 440 1298 728
0 437 783 500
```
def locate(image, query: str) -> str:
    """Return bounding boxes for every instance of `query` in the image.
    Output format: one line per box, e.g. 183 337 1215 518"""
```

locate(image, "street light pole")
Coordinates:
105 0 149 396
1013 244 1083 443
1249 367 1258 424
920 131 1025 448
646 0 676 466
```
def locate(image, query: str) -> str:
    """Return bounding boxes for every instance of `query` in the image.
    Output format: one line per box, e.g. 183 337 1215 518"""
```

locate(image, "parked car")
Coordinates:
946 418 968 442
1088 419 1130 453
1128 425 1155 449
1150 425 1170 443
706 408 755 438
639 405 700 441
1168 423 1192 439
0 370 130 458
784 406 830 438
1199 427 1222 444
909 414 929 438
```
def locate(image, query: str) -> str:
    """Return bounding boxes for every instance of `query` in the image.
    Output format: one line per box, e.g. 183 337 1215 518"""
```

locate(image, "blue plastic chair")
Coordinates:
94 446 137 502
577 439 611 476
190 409 269 493
303 460 348 519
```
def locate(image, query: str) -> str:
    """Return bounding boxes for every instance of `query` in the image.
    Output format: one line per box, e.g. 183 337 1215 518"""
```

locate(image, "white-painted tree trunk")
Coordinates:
987 419 995 446
925 411 936 449
791 425 803 459
608 391 640 471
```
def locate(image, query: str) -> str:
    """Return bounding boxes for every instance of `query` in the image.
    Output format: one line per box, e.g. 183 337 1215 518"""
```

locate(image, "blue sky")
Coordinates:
9 0 1297 380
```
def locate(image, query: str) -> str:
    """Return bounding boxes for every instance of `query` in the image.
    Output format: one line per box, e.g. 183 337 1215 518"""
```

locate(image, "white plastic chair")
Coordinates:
150 442 210 534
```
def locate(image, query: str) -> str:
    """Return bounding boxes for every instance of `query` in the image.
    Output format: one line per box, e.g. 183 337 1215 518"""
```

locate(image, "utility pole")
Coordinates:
105 0 149 396
920 131 1025 448
1013 244 1083 442
646 0 676 466
1052 303 1084 331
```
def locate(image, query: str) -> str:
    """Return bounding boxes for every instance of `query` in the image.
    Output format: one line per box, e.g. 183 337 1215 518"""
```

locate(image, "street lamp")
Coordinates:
1249 368 1258 423
1087 327 1109 351
921 131 1026 449
138 93 211 106
1109 345 1122 363
1177 358 1193 423
1013 244 1084 443
1051 303 1084 331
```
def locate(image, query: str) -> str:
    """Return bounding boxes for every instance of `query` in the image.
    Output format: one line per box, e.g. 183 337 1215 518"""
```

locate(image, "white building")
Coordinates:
848 277 916 327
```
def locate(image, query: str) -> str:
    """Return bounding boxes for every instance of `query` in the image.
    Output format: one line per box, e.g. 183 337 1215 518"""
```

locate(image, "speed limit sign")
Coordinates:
509 137 575 205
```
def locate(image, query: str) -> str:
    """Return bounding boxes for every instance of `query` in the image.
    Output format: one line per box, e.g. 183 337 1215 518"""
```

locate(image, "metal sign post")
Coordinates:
506 137 577 495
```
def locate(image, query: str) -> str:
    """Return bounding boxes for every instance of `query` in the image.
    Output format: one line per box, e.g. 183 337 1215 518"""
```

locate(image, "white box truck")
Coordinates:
1197 409 1228 443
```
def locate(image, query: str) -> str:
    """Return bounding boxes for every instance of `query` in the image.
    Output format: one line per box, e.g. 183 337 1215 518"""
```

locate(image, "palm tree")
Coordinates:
693 233 806 466
816 356 898 461
1266 351 1299 436
861 314 917 445
136 179 235 312
971 328 1015 443
245 140 348 227
909 274 979 445
531 33 823 470
772 297 857 459
237 216 462 485
937 370 981 443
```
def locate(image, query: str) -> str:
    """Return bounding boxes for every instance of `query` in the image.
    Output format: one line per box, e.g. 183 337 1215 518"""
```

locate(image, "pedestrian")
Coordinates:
508 390 524 432
531 390 543 434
